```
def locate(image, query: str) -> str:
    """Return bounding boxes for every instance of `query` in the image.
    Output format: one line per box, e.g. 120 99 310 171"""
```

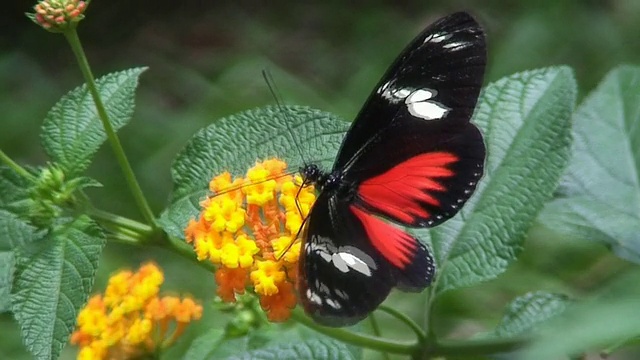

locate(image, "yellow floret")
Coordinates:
250 260 287 296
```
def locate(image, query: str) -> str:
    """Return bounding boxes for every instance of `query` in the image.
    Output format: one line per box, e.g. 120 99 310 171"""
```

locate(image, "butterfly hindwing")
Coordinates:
353 121 484 227
299 192 435 326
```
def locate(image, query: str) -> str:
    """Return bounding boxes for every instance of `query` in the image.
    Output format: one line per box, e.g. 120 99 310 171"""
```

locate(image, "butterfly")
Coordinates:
297 12 487 326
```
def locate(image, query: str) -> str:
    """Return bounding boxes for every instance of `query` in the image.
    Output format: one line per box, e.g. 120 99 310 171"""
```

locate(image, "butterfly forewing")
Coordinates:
299 12 487 326
334 12 486 170
338 11 486 228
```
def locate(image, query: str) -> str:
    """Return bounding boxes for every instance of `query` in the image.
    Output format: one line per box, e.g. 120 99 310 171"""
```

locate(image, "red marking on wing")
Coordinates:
358 152 458 224
350 205 417 269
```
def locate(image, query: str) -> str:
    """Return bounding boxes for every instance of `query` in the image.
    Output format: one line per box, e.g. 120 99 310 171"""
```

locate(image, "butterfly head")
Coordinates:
301 164 345 193
300 163 322 184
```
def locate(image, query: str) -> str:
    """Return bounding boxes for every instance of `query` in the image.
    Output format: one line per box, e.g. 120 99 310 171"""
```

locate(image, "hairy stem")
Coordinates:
63 28 158 230
0 150 36 181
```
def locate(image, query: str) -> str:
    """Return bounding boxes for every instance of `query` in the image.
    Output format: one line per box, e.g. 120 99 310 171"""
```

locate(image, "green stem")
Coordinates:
427 336 529 357
290 308 419 355
368 313 390 360
108 232 143 245
0 150 36 181
424 287 437 340
378 305 426 343
86 207 153 235
62 28 158 230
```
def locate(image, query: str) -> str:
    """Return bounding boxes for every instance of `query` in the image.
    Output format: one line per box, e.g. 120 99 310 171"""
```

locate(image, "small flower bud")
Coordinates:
26 0 89 33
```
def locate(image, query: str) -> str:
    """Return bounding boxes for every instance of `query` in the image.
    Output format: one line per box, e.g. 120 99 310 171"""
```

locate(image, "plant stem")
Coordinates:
291 305 529 357
378 305 426 344
424 287 437 340
290 308 419 355
368 313 390 360
62 28 158 230
86 207 153 235
0 150 36 181
427 336 529 357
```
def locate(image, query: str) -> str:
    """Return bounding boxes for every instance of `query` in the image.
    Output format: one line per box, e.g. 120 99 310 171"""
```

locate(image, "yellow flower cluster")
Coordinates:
71 263 202 360
185 158 316 321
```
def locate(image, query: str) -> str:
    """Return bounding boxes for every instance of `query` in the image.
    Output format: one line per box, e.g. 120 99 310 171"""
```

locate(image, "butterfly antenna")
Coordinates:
208 171 296 199
262 70 316 262
262 69 308 167
275 177 312 261
275 210 310 261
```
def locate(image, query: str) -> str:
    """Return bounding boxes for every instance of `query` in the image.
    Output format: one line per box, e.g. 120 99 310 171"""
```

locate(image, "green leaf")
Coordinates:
494 292 570 338
11 216 105 360
160 105 349 238
67 176 102 190
0 252 14 313
225 339 355 360
418 67 576 294
521 271 640 359
185 330 273 360
182 328 225 360
0 210 38 250
40 68 147 177
0 166 33 216
541 65 640 263
0 210 38 314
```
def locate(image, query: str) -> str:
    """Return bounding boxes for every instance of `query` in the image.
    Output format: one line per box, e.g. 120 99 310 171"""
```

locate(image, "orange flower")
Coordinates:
259 281 298 322
215 267 248 302
71 263 202 360
185 158 316 322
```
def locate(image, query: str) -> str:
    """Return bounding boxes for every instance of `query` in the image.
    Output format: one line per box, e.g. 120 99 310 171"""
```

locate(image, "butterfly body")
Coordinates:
298 12 487 327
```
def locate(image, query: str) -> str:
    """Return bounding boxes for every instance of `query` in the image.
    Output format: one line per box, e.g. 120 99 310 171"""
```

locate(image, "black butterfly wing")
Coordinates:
298 191 435 327
298 12 485 326
333 12 486 228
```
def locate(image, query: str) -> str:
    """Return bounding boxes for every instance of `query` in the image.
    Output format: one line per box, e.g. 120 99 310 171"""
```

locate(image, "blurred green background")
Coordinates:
2 1 640 359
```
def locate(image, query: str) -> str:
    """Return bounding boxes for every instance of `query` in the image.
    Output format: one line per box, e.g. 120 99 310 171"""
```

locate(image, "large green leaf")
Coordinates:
0 166 33 216
0 252 13 314
11 216 105 360
418 67 576 294
521 271 640 359
40 68 146 177
184 323 363 360
159 105 349 238
0 166 38 314
184 329 273 360
494 292 570 338
0 210 38 314
182 328 226 360
226 339 355 360
540 66 640 263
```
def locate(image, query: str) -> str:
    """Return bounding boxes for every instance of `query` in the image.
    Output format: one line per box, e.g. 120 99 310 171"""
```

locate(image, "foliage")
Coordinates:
1 3 640 360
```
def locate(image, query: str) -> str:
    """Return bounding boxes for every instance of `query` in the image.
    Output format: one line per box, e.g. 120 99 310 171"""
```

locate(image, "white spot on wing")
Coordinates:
443 41 471 51
326 298 342 310
405 89 450 120
331 252 372 276
306 289 322 305
378 82 412 103
406 89 435 102
424 32 451 43
335 289 349 300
